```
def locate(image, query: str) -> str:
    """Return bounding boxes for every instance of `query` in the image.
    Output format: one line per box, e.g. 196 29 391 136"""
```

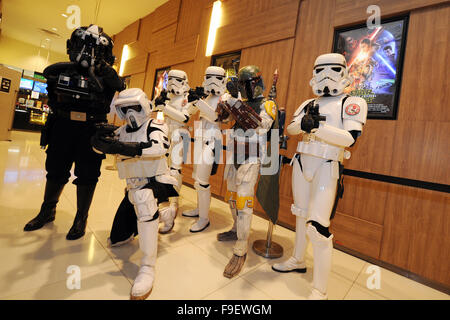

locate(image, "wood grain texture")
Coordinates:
213 1 298 54
149 23 178 53
344 120 397 174
389 121 450 185
408 189 450 286
176 0 206 42
122 53 148 76
153 35 199 68
397 4 450 122
331 212 383 259
115 20 140 48
336 176 388 225
213 0 299 55
333 0 449 27
138 12 156 52
380 183 450 286
129 72 146 89
152 0 182 33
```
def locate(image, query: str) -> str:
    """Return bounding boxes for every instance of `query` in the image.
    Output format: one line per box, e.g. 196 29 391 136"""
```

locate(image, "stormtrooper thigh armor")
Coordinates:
128 187 159 300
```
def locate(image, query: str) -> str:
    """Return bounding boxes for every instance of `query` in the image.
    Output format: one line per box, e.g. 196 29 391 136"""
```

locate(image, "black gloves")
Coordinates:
188 87 207 103
301 114 320 133
91 123 152 157
154 90 169 107
301 101 326 133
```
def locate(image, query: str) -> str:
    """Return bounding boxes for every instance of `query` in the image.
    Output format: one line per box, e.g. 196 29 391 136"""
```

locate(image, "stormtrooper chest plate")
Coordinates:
116 121 168 179
315 95 345 129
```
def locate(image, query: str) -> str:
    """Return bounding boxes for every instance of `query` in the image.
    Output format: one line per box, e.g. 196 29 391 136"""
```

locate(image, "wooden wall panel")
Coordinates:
240 38 295 115
389 121 450 185
344 120 397 174
331 212 383 259
408 189 450 286
122 53 148 76
397 4 450 122
213 0 299 55
336 176 388 225
333 0 449 27
115 20 140 48
129 72 146 89
153 0 181 32
176 0 206 41
153 35 199 68
139 12 156 52
380 184 450 283
149 23 178 53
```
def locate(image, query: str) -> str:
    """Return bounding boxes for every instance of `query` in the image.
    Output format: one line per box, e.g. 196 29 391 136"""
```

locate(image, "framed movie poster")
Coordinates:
152 66 171 100
211 51 241 77
333 16 409 119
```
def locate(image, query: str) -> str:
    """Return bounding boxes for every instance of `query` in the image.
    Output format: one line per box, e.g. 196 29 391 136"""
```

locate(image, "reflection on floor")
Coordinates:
0 131 448 300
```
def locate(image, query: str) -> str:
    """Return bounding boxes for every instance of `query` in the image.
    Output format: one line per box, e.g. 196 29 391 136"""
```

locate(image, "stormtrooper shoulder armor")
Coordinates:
342 96 367 132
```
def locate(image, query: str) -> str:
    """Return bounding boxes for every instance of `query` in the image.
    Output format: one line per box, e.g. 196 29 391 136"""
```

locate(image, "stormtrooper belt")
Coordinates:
296 140 345 162
55 109 106 122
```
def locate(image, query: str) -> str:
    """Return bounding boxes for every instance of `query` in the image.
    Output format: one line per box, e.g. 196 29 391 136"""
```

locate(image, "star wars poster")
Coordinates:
333 16 408 119
152 67 170 100
211 51 241 78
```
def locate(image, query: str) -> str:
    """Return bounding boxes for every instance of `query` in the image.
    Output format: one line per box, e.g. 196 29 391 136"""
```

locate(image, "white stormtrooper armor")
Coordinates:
154 70 197 233
273 53 367 300
182 66 227 233
111 88 176 300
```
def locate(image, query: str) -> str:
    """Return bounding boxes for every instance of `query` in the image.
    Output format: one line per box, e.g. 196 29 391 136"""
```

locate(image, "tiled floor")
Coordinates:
0 131 448 300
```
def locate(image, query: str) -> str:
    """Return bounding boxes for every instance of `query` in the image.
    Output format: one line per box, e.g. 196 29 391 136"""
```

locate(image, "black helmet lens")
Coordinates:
121 105 142 114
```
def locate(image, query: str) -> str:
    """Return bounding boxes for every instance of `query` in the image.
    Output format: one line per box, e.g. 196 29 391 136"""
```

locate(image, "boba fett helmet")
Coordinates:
237 65 265 100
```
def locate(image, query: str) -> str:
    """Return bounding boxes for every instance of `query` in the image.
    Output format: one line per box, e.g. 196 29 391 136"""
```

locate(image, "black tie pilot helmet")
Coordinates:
67 24 115 68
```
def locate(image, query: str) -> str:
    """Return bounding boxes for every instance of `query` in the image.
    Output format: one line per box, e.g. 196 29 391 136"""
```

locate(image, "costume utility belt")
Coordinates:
296 140 347 162
117 156 168 180
55 109 106 123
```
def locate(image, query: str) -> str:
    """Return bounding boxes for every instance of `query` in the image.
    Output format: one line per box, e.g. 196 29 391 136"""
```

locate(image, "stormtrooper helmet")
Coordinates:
310 53 351 96
167 70 189 95
114 88 151 129
203 66 227 96
67 24 115 68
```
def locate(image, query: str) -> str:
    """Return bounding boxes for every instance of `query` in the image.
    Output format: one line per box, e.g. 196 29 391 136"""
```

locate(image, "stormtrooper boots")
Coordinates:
307 223 333 300
130 218 159 300
272 216 308 273
159 203 176 234
189 184 211 233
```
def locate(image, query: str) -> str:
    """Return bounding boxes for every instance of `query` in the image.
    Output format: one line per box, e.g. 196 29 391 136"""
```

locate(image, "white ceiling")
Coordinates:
1 0 168 54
